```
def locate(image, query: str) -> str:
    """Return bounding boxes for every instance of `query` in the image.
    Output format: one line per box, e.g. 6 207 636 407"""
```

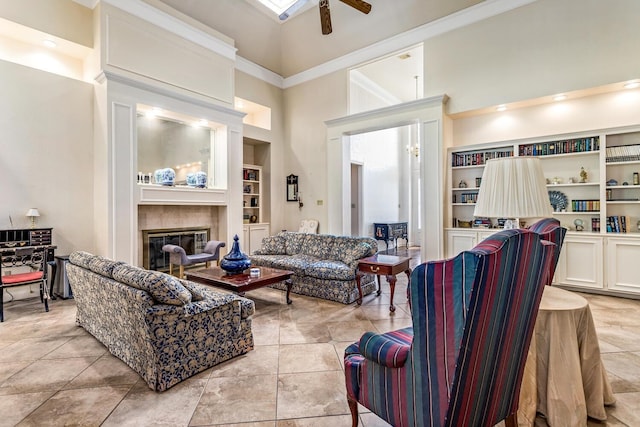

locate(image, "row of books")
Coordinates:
606 215 632 233
451 150 512 167
605 144 640 163
454 193 478 204
591 217 601 232
571 200 600 212
519 137 600 157
243 169 258 180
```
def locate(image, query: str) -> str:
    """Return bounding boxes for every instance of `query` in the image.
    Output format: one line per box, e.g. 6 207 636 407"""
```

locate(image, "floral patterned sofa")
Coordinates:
250 232 379 304
66 251 254 391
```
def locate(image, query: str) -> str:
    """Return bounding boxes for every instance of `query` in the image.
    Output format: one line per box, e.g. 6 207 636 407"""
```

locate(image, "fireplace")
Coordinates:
142 227 210 271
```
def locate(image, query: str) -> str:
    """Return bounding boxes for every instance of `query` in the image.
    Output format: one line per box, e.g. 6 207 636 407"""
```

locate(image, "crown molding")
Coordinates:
235 56 284 88
72 0 99 9
102 0 237 61
283 0 539 89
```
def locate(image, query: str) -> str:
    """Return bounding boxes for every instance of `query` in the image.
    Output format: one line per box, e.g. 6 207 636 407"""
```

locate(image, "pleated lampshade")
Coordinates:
474 157 552 225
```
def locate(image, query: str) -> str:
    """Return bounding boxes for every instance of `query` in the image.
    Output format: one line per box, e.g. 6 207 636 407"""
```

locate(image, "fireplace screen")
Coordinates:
142 227 209 271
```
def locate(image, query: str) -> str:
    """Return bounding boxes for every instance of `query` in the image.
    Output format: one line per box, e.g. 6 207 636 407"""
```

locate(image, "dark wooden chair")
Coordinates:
1 246 50 322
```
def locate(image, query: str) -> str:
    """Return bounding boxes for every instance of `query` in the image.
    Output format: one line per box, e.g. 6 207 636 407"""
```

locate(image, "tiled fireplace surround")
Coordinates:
137 205 221 267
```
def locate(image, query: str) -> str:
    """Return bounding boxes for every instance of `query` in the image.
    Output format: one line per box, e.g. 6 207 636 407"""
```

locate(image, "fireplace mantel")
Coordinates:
139 185 228 205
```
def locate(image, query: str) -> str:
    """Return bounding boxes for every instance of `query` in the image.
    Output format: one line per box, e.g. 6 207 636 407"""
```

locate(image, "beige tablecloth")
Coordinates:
518 286 615 427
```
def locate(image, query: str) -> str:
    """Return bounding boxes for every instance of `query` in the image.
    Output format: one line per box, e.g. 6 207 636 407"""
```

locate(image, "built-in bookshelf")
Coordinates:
448 129 640 235
242 164 262 224
447 126 640 297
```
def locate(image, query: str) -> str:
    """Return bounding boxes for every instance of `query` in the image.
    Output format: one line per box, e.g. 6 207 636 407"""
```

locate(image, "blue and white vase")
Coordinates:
154 168 175 186
220 235 251 274
187 171 208 188
194 171 207 188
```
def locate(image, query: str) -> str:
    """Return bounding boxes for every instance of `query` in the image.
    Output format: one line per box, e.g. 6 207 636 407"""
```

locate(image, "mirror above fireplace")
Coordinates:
136 104 227 189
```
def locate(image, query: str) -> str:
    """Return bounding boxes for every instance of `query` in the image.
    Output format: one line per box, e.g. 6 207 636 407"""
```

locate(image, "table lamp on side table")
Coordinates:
473 157 552 228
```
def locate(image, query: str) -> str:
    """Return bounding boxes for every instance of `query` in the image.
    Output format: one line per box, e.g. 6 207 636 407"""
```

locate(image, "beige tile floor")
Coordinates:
0 249 638 426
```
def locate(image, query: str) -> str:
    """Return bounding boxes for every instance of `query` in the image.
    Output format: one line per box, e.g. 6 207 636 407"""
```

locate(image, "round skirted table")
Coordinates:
518 286 615 427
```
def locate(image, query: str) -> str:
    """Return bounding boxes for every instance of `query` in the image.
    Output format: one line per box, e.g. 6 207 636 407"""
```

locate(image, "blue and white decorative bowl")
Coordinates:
186 173 197 187
154 168 175 186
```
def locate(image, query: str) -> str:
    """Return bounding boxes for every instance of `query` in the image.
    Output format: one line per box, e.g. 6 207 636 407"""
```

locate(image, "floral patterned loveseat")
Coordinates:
66 251 254 391
250 232 379 304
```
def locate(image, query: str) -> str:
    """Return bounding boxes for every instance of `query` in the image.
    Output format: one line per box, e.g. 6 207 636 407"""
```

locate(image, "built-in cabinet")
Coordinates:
446 126 640 297
242 164 270 254
242 223 270 255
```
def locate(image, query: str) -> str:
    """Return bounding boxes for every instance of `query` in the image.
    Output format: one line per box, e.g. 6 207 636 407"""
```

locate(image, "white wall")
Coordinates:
351 128 402 238
424 0 640 114
452 89 640 148
283 70 349 233
0 60 94 299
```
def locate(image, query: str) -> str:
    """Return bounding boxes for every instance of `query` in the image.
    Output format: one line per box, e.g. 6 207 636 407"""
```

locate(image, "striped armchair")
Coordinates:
528 218 567 285
344 229 555 427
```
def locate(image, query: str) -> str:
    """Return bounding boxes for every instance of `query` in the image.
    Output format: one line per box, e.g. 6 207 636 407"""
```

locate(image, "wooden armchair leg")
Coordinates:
504 412 518 427
179 265 185 279
347 395 359 427
169 264 173 276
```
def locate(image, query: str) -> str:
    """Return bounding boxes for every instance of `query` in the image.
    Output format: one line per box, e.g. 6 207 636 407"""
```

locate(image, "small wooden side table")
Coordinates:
355 254 411 312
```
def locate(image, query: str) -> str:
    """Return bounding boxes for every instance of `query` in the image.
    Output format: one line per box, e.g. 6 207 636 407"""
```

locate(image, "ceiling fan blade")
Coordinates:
319 0 332 35
279 0 310 21
338 0 372 14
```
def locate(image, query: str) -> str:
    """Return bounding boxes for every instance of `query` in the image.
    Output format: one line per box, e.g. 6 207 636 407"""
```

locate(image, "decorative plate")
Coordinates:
548 190 568 212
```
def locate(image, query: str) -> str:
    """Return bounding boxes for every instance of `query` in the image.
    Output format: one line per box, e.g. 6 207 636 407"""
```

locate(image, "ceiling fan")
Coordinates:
279 0 372 35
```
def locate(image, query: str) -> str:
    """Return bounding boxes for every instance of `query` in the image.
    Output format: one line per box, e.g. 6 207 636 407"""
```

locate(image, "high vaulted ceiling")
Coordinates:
156 0 482 77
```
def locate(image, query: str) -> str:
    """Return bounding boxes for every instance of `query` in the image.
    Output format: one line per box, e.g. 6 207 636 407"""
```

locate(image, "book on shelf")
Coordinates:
451 150 512 167
591 217 600 232
571 199 600 212
606 215 630 233
519 136 599 157
605 144 640 163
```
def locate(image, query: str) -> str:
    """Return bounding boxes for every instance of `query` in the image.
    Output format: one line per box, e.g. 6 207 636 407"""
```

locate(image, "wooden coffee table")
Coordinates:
355 254 411 312
186 266 294 304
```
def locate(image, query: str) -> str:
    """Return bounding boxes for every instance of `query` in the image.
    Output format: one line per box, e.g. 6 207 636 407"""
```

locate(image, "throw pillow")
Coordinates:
113 265 192 306
145 272 193 306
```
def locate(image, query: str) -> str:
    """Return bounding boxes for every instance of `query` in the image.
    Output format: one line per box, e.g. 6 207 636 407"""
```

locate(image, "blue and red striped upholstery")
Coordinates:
344 229 555 426
528 218 567 285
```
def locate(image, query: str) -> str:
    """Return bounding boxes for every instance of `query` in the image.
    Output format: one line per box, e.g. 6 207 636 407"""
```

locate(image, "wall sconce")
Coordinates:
26 208 40 228
406 144 419 158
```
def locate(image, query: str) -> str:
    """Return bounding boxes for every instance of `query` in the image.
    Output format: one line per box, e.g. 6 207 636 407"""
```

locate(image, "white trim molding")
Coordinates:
235 56 284 88
101 0 237 61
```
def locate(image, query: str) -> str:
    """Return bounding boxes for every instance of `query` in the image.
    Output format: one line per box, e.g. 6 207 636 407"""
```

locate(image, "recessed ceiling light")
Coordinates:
43 39 57 48
624 80 640 89
398 53 411 60
553 94 567 102
496 105 507 112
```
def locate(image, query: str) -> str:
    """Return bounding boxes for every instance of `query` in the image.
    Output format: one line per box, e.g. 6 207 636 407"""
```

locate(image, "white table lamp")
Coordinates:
26 208 40 229
474 157 552 228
